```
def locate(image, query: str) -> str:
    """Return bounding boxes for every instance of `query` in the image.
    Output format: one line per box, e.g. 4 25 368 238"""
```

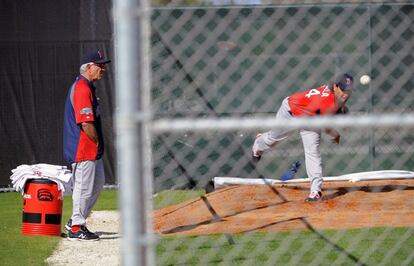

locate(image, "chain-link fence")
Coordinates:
151 3 414 191
149 3 414 265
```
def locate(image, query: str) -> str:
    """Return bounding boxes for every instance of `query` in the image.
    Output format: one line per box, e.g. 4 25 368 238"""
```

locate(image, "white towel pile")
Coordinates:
10 164 72 194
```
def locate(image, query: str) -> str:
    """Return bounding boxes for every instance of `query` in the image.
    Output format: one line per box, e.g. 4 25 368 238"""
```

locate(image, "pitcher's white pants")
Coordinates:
299 129 322 193
71 159 105 226
252 97 323 193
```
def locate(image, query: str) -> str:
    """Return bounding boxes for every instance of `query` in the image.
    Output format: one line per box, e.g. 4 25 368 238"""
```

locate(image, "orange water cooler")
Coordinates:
22 179 63 236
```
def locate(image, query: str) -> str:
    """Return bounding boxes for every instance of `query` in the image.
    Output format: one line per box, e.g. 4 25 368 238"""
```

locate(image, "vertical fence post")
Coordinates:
113 0 154 265
368 4 375 171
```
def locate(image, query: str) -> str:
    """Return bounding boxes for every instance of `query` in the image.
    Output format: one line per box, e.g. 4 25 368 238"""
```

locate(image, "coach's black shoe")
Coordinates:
67 226 100 241
80 225 96 235
305 191 322 202
64 219 72 232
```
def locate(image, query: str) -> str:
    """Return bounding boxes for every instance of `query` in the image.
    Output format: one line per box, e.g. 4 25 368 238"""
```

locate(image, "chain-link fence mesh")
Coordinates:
150 3 414 265
152 3 414 190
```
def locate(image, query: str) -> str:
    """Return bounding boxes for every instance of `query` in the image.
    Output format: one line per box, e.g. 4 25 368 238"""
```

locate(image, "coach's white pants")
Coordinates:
71 159 105 226
252 97 323 193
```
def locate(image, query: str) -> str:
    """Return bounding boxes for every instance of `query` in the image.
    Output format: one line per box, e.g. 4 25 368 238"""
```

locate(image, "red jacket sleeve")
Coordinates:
73 79 95 124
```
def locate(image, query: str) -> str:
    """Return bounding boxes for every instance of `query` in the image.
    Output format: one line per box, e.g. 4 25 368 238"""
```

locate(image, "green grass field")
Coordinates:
157 228 414 266
0 190 118 266
1 190 413 265
0 189 201 266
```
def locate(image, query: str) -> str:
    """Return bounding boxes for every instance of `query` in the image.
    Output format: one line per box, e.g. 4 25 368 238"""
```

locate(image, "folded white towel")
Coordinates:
10 164 72 194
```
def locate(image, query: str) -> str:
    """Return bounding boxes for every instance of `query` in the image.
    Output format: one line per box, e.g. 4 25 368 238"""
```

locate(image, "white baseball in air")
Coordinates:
360 75 371 85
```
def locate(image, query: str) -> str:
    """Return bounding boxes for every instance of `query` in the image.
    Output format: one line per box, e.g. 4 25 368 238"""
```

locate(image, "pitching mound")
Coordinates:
154 179 414 235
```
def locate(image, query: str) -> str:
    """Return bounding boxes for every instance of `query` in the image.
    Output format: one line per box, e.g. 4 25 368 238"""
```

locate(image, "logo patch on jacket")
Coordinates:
80 108 93 115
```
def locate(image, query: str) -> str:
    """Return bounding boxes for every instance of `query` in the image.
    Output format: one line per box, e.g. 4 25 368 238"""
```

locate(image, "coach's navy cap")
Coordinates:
334 73 353 91
80 50 111 66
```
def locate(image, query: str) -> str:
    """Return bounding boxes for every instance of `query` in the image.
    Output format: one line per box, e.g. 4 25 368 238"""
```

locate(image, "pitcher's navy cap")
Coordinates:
80 50 111 66
334 73 353 91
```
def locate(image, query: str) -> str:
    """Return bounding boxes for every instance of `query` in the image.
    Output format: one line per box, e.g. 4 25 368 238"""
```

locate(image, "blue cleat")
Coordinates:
280 160 301 181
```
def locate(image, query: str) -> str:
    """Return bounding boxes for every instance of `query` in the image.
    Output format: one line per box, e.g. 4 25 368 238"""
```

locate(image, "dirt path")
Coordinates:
46 211 120 266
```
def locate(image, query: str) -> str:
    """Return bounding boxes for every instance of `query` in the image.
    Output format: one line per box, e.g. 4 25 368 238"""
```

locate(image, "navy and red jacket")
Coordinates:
63 75 104 164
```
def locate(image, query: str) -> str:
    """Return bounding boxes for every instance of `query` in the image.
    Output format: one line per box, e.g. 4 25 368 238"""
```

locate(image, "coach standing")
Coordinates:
63 50 111 241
